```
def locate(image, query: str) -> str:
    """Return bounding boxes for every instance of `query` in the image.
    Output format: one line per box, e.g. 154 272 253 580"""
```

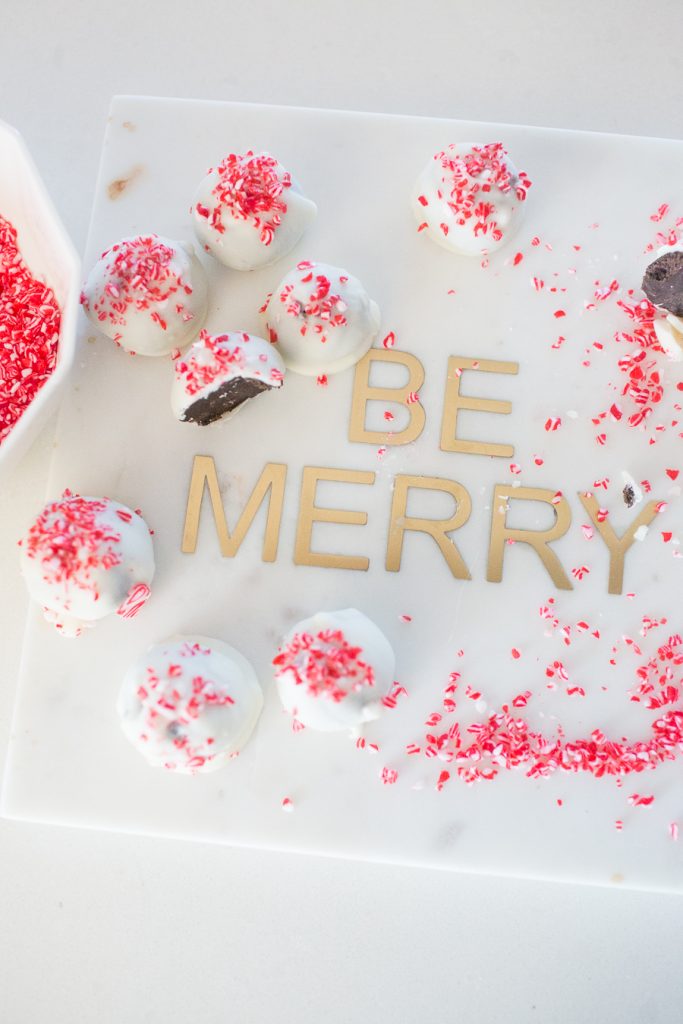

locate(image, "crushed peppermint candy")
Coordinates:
80 234 197 344
266 261 349 346
175 330 247 394
273 628 375 702
128 640 238 772
22 490 122 590
196 151 290 246
425 142 532 243
0 216 61 444
391 608 680 793
116 582 152 620
173 329 282 398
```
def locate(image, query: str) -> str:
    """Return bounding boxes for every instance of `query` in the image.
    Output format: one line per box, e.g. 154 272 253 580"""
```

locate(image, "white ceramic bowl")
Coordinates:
0 119 80 481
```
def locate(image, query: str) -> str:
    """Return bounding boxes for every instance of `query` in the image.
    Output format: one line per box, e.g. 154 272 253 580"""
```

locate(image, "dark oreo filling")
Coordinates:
182 377 272 426
642 251 683 316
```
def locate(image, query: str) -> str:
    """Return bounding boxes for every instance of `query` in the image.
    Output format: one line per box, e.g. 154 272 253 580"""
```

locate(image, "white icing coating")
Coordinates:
20 493 155 638
262 261 380 376
412 142 530 256
620 470 643 507
656 240 683 257
171 330 285 421
654 314 683 362
117 635 263 773
191 151 316 271
273 608 395 732
81 234 208 356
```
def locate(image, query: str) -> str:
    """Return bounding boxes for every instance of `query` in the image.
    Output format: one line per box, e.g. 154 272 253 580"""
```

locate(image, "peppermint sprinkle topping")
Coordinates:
81 234 195 331
175 330 247 395
201 151 290 246
430 142 532 242
273 628 375 702
24 491 122 591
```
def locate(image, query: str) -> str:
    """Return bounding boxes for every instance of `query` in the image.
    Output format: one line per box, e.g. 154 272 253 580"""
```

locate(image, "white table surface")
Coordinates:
1 2 682 1021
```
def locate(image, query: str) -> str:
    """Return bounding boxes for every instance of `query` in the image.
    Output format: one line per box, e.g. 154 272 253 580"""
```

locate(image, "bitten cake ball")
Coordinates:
261 261 380 376
412 142 532 256
642 247 683 316
172 330 285 425
643 245 683 361
191 150 316 271
272 608 395 732
117 635 263 773
19 491 155 638
81 234 208 356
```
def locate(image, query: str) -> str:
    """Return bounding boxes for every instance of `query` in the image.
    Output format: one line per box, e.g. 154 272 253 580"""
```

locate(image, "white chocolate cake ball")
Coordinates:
117 635 264 773
172 330 285 425
81 234 208 356
20 491 155 638
191 150 316 271
412 142 532 256
272 608 395 732
262 261 380 376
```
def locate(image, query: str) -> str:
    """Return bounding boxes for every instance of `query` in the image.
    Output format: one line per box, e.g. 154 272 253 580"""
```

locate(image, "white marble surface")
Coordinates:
1 2 682 1021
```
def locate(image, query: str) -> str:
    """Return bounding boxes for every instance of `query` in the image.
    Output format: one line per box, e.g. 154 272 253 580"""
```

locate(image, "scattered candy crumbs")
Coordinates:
356 737 379 754
0 216 61 444
650 204 670 224
116 582 152 620
643 214 683 255
628 793 655 807
386 605 683 791
381 683 408 710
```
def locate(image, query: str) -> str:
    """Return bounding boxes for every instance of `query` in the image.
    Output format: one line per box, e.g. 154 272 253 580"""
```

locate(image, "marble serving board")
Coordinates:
2 97 683 891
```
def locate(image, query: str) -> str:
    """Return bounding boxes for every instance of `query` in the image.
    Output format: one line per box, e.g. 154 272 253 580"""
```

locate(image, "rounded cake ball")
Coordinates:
81 233 208 356
117 635 263 773
172 330 285 425
412 142 532 255
272 608 395 732
20 490 155 638
262 261 380 376
191 150 317 271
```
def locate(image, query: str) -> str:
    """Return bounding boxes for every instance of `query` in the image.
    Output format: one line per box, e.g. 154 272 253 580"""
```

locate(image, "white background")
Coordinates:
1 2 682 1021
